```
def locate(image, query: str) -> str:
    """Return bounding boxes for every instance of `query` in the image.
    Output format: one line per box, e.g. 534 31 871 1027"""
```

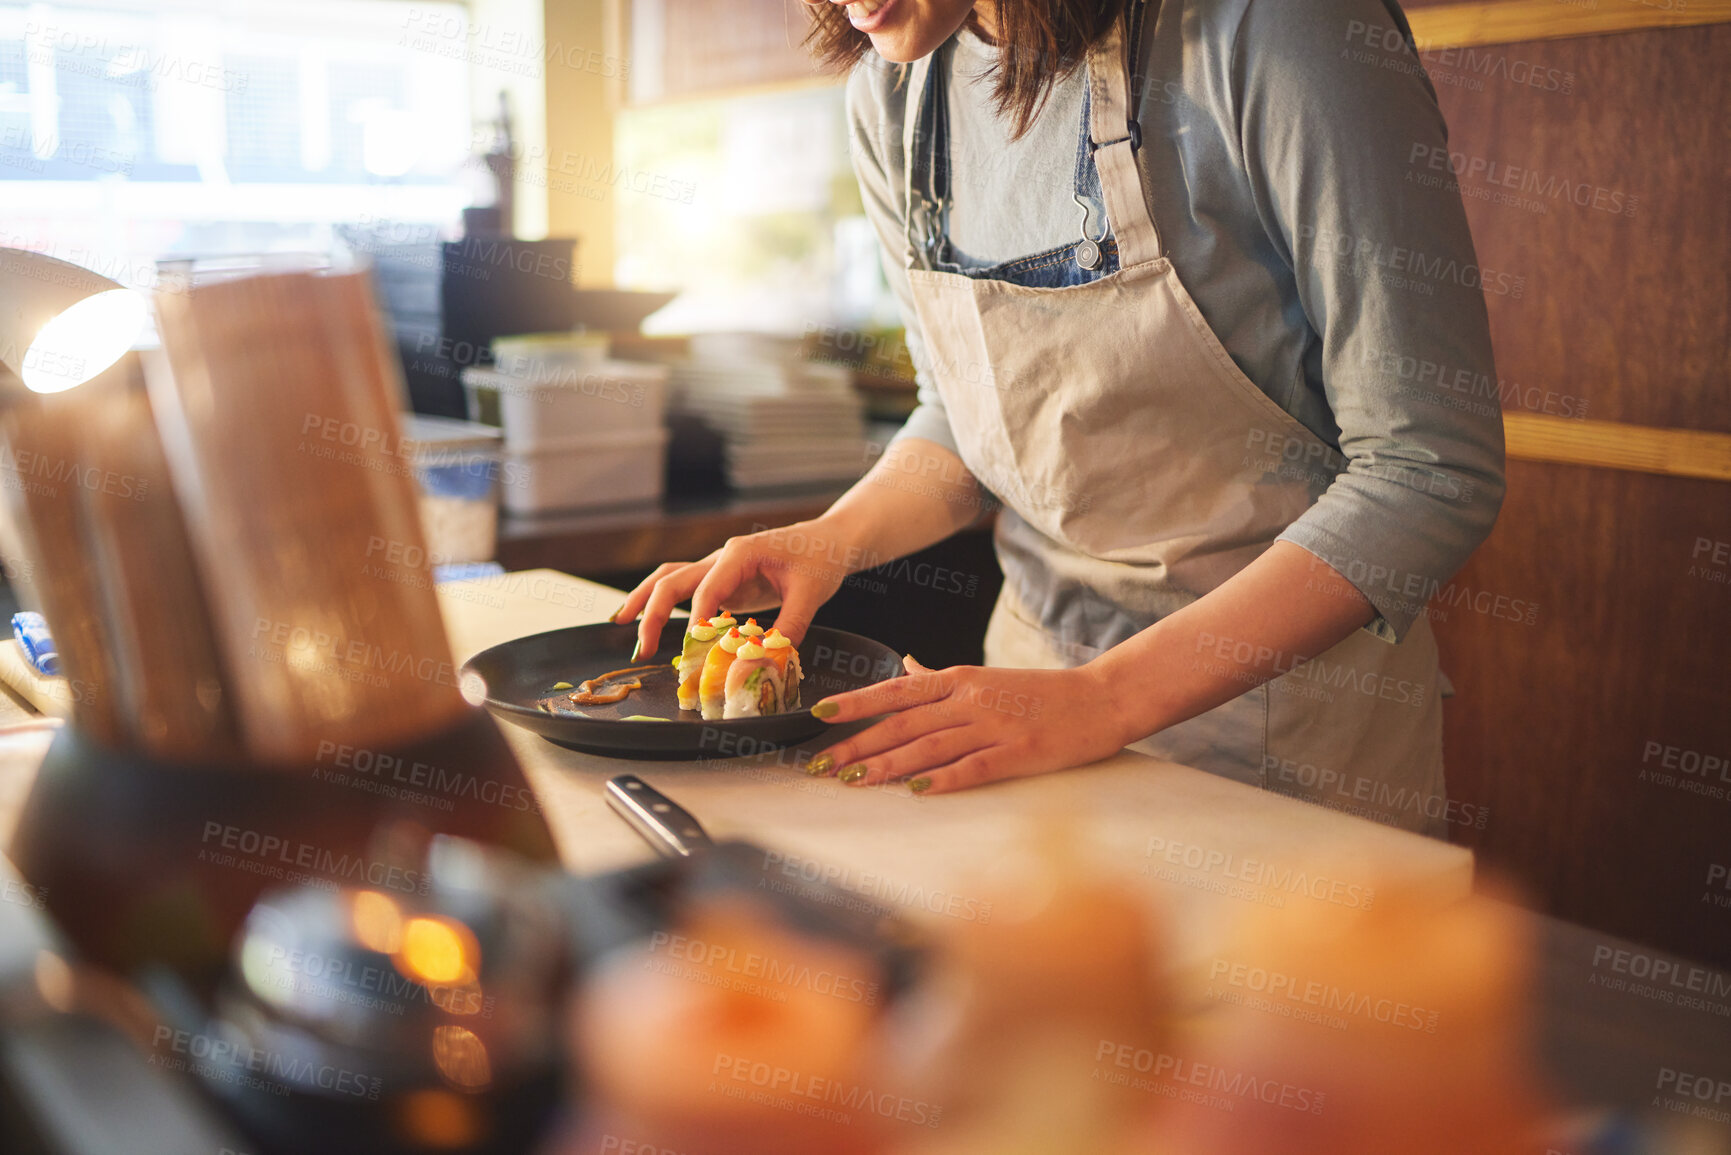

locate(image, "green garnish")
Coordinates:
552 681 573 690
622 715 669 722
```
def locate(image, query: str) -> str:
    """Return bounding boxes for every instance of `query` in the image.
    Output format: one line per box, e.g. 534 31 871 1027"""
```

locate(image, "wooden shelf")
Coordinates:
1504 413 1731 482
1409 0 1731 49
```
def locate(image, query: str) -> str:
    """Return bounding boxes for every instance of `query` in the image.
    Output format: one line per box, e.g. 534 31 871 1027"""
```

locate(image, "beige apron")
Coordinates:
901 11 1449 837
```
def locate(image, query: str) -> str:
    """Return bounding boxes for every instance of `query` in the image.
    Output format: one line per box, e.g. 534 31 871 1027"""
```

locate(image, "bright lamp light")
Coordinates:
0 248 151 394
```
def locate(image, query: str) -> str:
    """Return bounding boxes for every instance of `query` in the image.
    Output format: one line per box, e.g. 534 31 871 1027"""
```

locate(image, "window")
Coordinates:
0 0 474 290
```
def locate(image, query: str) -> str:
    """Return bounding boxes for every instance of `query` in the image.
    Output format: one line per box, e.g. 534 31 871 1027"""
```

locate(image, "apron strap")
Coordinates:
902 9 1162 269
1087 13 1164 265
902 53 937 270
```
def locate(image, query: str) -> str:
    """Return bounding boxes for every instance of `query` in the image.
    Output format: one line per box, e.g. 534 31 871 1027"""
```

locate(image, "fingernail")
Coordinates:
630 639 643 662
839 763 868 785
908 777 932 794
803 753 835 776
811 701 840 719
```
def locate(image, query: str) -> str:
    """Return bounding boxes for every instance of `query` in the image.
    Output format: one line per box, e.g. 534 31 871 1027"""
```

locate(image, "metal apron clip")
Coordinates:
1073 192 1108 271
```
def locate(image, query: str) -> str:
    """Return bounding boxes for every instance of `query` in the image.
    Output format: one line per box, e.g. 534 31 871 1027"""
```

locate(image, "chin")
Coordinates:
868 25 954 62
867 31 925 62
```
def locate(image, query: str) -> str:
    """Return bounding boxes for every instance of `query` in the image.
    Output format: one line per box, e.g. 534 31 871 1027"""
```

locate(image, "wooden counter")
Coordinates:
434 570 1473 968
0 569 1724 1138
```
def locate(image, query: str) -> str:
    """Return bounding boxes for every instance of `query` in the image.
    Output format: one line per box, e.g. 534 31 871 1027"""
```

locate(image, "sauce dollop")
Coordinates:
569 663 665 705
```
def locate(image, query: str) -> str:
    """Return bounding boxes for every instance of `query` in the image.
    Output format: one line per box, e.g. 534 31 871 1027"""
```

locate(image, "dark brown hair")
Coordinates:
803 0 1129 139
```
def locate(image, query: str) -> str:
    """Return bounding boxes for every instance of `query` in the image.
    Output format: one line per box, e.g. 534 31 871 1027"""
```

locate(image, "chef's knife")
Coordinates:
597 775 925 997
604 774 714 858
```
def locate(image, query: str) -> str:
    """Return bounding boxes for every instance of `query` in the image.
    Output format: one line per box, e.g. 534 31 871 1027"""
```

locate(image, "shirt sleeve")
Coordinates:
1231 0 1508 642
845 61 964 459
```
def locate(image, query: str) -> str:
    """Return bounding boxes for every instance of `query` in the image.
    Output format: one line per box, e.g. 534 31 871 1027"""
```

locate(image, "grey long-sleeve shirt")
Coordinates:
847 0 1507 642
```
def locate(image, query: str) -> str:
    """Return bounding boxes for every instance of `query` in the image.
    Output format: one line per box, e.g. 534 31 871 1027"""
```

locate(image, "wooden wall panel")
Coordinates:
1421 23 1731 965
1421 24 1731 428
1437 463 1731 965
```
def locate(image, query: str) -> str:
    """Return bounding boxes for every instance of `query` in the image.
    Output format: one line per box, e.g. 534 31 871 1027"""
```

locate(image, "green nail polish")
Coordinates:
909 777 932 794
804 753 835 776
630 639 643 662
811 701 840 719
839 764 868 785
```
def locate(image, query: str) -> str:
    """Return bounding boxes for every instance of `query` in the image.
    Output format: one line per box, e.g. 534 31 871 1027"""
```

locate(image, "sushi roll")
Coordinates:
723 637 782 719
674 617 727 712
699 627 745 720
761 627 801 710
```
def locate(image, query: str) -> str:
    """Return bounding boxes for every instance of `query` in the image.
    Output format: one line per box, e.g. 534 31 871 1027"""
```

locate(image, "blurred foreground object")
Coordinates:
175 834 568 1155
1149 882 1558 1154
6 259 556 981
10 611 59 676
569 841 927 1155
877 825 1168 1155
150 266 467 761
0 247 149 395
560 821 1588 1155
567 825 1167 1155
576 895 889 1155
0 260 235 758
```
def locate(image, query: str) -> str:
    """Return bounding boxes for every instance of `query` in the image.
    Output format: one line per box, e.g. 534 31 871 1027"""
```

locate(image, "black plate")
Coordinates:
461 622 904 758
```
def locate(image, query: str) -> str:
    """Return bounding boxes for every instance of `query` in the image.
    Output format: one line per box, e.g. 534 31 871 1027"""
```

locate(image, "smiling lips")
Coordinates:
837 0 889 29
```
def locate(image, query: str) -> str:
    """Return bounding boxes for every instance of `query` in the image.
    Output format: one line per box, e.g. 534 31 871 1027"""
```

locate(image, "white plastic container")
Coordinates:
462 358 669 448
500 427 669 514
401 415 504 563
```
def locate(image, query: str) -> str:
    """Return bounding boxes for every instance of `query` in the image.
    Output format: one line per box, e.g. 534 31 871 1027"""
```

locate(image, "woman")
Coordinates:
614 0 1505 835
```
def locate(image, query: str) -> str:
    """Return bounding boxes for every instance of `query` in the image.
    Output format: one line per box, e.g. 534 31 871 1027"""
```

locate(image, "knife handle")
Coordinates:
605 775 714 858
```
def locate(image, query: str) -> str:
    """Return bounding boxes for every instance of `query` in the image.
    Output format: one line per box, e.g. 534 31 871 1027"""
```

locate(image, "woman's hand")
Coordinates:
610 520 862 659
612 437 980 658
804 656 1136 794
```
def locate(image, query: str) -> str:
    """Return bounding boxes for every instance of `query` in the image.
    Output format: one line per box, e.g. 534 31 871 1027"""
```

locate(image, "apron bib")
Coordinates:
900 7 1448 837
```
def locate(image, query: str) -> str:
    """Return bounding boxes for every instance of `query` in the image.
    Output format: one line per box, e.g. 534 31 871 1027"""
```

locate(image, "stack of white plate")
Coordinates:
671 353 870 490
